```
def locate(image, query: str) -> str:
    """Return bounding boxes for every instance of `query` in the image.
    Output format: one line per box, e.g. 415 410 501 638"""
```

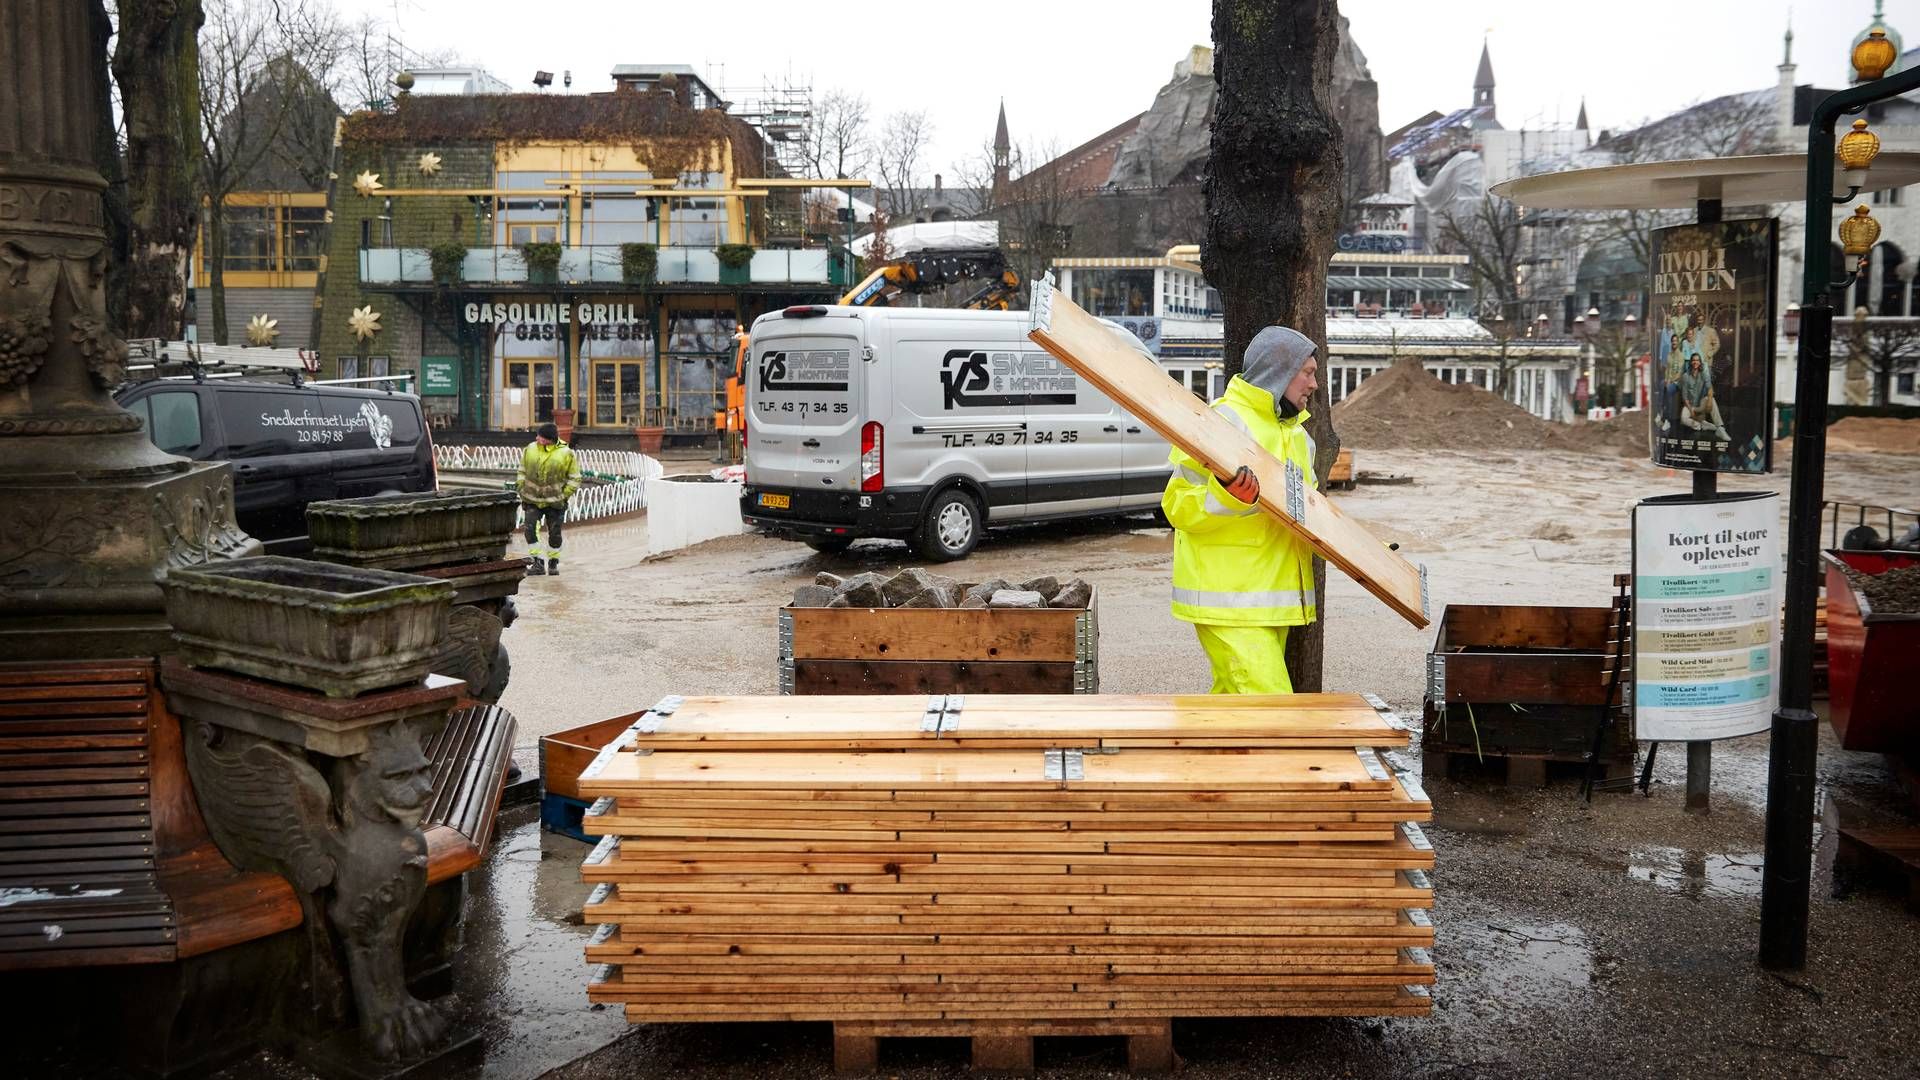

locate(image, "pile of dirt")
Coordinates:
1841 564 1920 614
1823 417 1920 455
1332 358 1642 457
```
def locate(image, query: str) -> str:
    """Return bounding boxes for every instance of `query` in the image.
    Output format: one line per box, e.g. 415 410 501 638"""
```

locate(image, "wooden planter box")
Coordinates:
1422 603 1632 775
1824 551 1920 754
778 591 1099 695
539 713 632 839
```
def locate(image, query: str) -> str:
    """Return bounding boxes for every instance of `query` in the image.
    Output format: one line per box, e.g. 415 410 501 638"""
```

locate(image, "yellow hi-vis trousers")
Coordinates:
1194 624 1293 695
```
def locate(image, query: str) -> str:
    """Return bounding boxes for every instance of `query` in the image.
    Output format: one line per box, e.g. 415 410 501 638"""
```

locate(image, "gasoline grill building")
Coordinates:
316 67 859 443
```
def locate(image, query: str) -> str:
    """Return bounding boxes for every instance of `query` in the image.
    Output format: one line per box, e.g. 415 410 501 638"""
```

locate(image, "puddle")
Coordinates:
1625 847 1765 900
1454 919 1594 998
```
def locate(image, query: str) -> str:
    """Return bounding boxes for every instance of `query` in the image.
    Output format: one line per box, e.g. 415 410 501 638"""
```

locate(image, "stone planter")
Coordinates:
307 490 521 570
163 556 453 697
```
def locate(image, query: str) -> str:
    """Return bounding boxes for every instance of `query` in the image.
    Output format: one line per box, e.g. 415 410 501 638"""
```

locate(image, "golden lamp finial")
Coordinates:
1853 28 1897 81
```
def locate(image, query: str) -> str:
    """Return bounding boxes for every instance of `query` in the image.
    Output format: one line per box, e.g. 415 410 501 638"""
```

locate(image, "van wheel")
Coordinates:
804 537 854 554
914 490 981 561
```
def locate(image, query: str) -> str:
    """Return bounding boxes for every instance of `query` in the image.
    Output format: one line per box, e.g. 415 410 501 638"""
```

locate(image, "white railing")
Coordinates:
434 445 664 524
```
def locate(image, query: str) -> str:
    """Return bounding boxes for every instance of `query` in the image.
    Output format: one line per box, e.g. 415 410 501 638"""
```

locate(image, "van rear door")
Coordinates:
745 313 864 509
329 393 428 498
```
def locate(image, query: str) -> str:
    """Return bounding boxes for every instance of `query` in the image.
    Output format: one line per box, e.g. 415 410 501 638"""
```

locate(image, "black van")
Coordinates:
115 378 436 552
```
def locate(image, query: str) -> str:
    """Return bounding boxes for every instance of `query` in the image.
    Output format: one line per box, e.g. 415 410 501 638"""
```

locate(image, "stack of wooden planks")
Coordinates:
577 694 1435 1024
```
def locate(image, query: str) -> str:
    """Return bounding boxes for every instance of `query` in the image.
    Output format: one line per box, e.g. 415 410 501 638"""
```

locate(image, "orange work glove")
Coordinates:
1220 465 1260 505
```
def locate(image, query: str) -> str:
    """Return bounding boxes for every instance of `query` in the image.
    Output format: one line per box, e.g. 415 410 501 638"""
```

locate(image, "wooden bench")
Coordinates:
2 666 516 970
421 701 517 881
0 661 302 970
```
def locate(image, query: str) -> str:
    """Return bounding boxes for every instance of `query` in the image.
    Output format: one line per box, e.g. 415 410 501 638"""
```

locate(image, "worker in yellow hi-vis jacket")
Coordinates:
516 422 581 576
1161 326 1320 693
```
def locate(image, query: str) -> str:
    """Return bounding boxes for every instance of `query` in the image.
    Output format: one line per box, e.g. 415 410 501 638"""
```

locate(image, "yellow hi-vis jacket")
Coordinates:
1162 375 1318 627
516 441 581 508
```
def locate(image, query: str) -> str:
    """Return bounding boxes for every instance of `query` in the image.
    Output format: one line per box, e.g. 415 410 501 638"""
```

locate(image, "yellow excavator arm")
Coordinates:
837 248 1021 310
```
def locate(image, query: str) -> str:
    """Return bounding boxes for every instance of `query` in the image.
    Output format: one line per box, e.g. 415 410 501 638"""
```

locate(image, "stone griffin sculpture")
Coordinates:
182 718 452 1061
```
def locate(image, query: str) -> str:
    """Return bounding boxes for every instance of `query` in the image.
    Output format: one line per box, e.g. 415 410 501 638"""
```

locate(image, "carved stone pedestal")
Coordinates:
160 661 472 1069
0 462 257 660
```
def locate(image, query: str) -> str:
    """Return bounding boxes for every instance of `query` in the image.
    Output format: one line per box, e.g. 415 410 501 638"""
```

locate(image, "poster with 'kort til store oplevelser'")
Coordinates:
1648 218 1777 474
1632 492 1780 742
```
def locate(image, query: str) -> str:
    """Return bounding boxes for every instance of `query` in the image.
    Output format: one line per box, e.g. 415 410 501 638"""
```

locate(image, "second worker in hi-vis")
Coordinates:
1161 326 1320 694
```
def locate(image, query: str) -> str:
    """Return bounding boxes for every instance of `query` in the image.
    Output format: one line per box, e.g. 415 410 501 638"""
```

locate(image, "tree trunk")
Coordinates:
90 0 131 332
206 206 228 345
112 0 205 341
1205 0 1346 692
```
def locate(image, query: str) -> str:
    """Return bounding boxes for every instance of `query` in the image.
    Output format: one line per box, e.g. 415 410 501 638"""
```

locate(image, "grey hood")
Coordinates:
1242 325 1317 403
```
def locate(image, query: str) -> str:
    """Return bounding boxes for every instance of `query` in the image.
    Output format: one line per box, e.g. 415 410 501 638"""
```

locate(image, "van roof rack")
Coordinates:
123 340 318 387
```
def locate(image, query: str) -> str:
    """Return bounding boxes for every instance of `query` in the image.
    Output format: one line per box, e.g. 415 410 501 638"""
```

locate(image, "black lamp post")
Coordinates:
1760 32 1920 972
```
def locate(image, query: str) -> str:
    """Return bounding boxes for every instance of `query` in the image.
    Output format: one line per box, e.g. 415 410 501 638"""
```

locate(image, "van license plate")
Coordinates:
758 493 790 510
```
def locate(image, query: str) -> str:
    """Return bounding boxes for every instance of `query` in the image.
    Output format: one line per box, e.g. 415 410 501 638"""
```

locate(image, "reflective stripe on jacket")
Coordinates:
517 441 581 507
1162 374 1318 627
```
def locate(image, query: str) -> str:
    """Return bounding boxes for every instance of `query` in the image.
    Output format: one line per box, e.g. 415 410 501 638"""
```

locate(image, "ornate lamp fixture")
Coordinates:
1838 205 1881 280
1853 28 1898 81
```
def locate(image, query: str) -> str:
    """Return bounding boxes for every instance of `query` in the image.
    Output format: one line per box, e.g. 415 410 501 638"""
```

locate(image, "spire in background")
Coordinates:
1473 39 1496 113
1575 98 1589 131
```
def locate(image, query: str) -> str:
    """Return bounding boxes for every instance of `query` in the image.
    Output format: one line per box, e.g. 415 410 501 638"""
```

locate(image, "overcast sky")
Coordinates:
339 0 1906 179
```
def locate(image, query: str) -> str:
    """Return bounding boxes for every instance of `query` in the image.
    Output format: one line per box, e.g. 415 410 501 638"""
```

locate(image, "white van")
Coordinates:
740 305 1171 560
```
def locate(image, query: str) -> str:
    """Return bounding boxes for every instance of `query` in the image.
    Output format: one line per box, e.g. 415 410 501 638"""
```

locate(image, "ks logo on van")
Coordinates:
759 349 850 393
940 349 1078 410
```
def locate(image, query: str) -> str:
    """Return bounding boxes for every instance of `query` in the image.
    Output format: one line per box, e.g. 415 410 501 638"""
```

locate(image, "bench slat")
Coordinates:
0 766 153 784
0 750 150 768
0 719 152 736
0 700 150 718
0 798 153 819
0 735 149 751
0 684 149 702
0 829 154 850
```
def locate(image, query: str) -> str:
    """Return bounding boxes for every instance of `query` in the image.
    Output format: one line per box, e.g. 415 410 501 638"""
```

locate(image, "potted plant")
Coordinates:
621 242 658 286
715 243 755 286
161 557 453 697
428 242 467 286
520 240 563 284
631 422 666 454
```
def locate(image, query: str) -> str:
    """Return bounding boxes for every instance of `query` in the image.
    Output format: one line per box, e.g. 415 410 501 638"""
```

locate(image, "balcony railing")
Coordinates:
358 245 839 288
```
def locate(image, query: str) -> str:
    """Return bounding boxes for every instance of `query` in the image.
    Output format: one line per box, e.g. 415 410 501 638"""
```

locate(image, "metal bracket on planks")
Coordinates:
586 882 613 907
1404 983 1433 999
1401 946 1434 967
1356 749 1391 783
777 659 795 695
1403 868 1433 891
1425 654 1447 703
1361 691 1409 733
586 795 615 820
922 695 946 733
1419 563 1431 621
588 923 617 946
1395 770 1431 805
1405 907 1433 929
1042 748 1084 781
580 729 639 781
588 963 616 986
585 834 619 867
1284 459 1307 523
1027 272 1057 334
777 608 794 659
1401 822 1433 852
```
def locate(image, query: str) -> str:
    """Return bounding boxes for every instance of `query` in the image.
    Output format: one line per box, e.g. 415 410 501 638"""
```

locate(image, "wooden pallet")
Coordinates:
1326 448 1356 491
831 1016 1177 1075
576 694 1434 1029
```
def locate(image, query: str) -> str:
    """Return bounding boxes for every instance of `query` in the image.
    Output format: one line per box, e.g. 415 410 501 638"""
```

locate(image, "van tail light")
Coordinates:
860 421 883 492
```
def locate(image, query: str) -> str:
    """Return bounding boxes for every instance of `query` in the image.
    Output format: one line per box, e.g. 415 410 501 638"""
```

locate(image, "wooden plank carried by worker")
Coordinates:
1024 275 1429 628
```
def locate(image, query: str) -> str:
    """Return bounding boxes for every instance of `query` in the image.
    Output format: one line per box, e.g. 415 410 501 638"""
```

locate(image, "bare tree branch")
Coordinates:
804 89 871 180
874 109 932 219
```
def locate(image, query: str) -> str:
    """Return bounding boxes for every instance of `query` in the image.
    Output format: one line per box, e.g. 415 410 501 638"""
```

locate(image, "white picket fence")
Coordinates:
434 445 664 524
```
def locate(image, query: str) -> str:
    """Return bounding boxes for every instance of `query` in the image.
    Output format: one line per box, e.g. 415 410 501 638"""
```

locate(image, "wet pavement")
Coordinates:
214 447 1920 1077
